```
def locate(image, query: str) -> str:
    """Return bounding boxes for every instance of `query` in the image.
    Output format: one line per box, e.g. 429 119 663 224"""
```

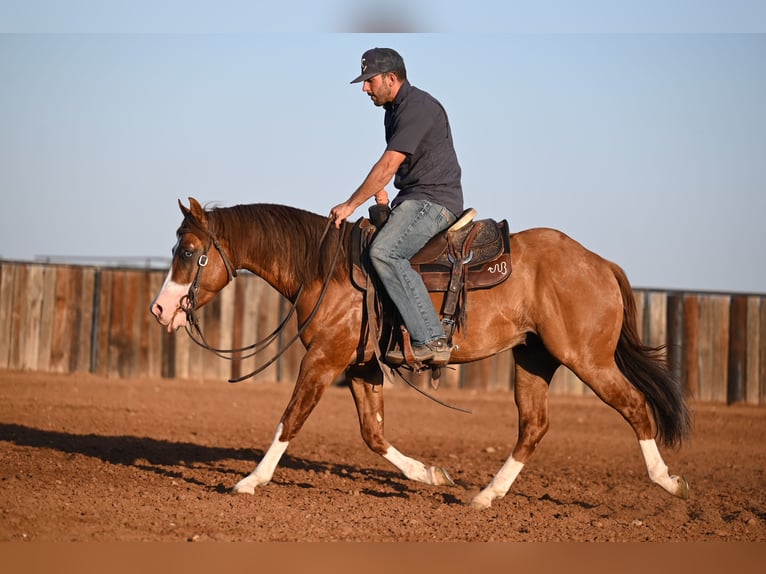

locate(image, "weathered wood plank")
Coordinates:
253 280 280 383
106 270 128 377
107 270 129 377
93 269 112 376
461 354 514 392
682 295 699 400
145 271 166 378
8 264 28 370
279 295 306 384
67 267 95 374
0 264 16 369
551 366 587 396
135 271 151 378
234 275 261 382
745 297 762 406
760 299 766 405
666 294 685 387
230 277 247 381
200 290 223 381
50 266 74 373
696 296 715 402
633 289 646 342
697 295 730 403
173 315 192 380
123 270 144 378
711 296 731 403
439 362 461 390
20 265 45 370
67 268 85 373
727 295 748 404
646 291 667 349
36 265 58 372
217 280 236 381
460 358 493 391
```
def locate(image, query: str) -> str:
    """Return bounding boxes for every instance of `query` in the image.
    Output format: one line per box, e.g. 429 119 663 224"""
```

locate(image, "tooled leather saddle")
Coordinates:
350 206 512 339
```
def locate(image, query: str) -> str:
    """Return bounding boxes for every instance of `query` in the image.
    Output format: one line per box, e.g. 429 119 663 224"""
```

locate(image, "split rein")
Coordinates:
180 215 340 383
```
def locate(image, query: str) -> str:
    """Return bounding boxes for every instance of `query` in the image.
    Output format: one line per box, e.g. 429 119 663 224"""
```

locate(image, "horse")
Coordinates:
150 197 691 509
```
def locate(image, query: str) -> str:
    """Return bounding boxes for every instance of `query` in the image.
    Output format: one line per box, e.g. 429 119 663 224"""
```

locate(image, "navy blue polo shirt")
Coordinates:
384 81 463 218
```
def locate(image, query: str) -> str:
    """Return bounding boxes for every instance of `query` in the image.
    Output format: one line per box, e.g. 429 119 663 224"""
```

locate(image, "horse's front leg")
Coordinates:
346 363 454 487
232 351 345 494
232 423 290 494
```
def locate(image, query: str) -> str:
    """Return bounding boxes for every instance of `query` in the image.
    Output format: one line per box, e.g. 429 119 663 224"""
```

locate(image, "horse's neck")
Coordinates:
219 204 327 300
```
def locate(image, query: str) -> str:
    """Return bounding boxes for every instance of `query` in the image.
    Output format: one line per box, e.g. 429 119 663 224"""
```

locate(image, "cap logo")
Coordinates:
361 58 367 73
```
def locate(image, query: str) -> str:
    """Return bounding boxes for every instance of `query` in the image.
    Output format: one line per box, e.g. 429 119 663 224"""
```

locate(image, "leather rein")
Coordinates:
179 213 339 383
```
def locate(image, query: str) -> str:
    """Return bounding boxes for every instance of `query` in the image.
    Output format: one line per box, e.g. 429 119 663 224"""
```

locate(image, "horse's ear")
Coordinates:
178 198 191 217
186 197 207 224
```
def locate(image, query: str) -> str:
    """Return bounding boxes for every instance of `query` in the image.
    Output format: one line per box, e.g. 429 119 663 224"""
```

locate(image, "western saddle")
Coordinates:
350 205 512 372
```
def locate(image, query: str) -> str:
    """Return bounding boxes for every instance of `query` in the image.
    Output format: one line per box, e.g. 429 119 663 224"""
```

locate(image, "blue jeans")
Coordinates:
369 199 456 345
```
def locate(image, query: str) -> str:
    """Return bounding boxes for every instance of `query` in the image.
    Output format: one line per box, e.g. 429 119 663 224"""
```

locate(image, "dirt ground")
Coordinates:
1 370 765 542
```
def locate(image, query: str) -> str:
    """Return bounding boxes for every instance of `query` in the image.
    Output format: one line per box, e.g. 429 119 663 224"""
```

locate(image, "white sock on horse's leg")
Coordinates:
232 423 289 494
383 446 453 485
639 439 688 497
471 456 525 509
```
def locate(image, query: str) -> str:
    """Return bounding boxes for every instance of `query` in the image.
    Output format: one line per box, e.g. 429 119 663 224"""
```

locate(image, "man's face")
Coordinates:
362 73 395 107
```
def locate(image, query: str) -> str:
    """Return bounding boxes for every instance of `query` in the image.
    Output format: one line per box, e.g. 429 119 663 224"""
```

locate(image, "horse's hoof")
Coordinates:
231 482 255 495
432 466 455 487
470 495 492 510
675 475 690 500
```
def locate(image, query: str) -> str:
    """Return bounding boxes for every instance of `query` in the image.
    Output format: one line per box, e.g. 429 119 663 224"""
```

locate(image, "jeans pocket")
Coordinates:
438 206 457 228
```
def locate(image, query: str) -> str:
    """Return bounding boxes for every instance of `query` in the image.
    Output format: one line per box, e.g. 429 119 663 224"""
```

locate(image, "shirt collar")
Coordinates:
385 79 411 112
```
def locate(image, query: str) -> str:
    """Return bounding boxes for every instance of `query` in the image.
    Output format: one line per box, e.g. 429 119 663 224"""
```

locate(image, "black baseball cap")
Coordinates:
350 48 405 84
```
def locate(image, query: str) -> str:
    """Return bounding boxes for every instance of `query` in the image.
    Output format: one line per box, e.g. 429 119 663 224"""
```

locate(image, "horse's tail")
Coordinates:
610 262 692 448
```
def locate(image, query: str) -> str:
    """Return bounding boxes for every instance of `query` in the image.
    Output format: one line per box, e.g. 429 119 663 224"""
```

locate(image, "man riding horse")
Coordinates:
331 48 463 367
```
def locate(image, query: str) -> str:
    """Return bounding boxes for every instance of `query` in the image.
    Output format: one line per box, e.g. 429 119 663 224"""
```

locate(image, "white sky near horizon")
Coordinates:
0 1 764 294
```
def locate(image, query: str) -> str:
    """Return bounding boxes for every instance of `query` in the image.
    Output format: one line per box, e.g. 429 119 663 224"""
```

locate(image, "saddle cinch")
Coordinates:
350 205 512 365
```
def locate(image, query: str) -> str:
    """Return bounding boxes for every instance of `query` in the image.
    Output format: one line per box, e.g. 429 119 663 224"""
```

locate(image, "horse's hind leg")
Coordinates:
472 339 558 509
574 361 689 499
346 362 454 487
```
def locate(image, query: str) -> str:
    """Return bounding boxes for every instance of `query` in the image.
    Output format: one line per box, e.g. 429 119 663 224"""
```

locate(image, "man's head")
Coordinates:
351 48 407 107
350 48 407 84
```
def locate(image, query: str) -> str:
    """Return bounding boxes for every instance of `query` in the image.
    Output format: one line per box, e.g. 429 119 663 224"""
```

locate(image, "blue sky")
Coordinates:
1 2 764 293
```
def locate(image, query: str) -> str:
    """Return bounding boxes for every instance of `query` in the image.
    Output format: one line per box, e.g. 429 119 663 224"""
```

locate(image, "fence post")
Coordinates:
727 296 748 404
666 294 684 385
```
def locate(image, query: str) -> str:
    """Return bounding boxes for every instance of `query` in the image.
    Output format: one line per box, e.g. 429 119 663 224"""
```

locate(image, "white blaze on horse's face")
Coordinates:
151 268 192 332
150 237 193 332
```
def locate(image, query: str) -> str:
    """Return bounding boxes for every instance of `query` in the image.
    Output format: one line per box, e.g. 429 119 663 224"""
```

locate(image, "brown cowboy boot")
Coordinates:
386 337 452 367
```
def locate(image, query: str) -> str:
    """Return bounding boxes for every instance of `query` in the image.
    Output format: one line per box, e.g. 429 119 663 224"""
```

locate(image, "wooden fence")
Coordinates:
1 260 764 405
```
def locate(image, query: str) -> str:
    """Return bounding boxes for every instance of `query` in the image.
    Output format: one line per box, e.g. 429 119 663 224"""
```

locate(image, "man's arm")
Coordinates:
330 150 405 228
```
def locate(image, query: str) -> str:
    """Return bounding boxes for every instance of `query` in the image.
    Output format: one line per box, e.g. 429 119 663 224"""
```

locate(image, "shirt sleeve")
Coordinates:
386 100 438 156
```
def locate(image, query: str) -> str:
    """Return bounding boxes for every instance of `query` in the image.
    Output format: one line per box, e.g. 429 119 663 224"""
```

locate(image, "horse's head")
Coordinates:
150 197 237 332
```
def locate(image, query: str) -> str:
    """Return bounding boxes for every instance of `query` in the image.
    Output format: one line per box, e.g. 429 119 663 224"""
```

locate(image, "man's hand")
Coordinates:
375 189 389 205
330 202 355 229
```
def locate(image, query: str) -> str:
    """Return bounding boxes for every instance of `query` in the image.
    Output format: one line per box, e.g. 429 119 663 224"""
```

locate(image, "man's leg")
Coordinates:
369 200 455 362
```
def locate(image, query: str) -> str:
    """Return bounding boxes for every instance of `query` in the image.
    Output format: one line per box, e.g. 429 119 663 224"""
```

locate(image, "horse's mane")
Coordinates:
206 203 351 288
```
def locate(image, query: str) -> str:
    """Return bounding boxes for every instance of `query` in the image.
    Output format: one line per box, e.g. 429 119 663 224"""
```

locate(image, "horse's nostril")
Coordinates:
151 303 163 317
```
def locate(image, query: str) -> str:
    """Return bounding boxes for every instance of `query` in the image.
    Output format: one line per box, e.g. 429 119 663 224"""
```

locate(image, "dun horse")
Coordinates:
150 198 691 508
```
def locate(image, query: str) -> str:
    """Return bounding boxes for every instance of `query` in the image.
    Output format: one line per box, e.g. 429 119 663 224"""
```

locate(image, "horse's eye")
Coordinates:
183 250 194 259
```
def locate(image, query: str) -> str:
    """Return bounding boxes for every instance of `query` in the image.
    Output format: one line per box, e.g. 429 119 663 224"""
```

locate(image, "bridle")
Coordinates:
177 212 340 383
180 214 238 314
